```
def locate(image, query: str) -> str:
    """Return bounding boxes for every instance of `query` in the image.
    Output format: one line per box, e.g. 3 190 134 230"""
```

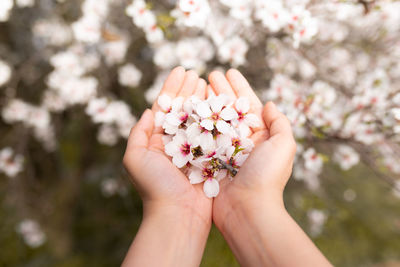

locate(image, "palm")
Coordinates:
142 133 212 217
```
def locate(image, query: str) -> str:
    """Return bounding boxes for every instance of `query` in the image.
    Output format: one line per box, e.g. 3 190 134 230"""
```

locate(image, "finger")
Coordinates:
126 109 154 150
262 102 293 140
208 71 236 98
206 84 215 99
226 69 263 113
179 70 199 97
226 69 262 109
152 66 186 112
250 129 269 145
194 78 207 100
226 69 265 131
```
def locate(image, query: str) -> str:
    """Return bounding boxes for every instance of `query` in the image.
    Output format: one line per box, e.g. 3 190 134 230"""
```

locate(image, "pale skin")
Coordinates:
122 66 332 267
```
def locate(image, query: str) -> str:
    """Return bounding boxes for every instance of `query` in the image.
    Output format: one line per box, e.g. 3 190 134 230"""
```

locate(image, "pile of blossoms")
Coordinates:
155 93 260 198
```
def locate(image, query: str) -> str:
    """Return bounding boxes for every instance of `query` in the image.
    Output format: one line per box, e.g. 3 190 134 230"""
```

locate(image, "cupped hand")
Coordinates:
123 66 212 227
208 69 297 229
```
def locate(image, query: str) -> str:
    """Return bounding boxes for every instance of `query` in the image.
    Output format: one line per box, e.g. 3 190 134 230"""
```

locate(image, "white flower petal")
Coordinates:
235 97 250 113
186 123 201 143
203 178 219 198
241 138 255 152
199 132 214 152
216 134 232 150
244 113 261 128
189 168 204 184
226 145 235 159
164 123 179 135
195 102 212 118
220 107 238 121
174 130 187 144
235 152 249 166
173 153 189 168
215 169 228 181
209 95 224 113
165 113 182 126
183 99 194 114
238 123 251 138
171 97 184 112
164 141 178 157
162 135 172 146
200 119 214 131
216 120 232 134
154 111 165 127
158 94 172 112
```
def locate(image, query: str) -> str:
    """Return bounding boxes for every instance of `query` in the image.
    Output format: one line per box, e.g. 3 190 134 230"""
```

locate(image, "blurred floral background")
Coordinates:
0 0 400 266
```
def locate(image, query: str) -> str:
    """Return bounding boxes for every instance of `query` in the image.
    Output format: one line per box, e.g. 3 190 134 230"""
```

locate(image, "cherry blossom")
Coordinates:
126 0 164 44
16 219 46 248
333 145 360 171
303 147 323 172
165 129 194 168
0 147 24 178
232 97 261 137
172 0 211 29
118 63 142 87
195 94 238 135
217 36 248 67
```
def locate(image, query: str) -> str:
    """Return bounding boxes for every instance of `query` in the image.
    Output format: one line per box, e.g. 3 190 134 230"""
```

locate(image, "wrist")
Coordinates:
142 200 211 241
217 186 285 233
215 189 288 267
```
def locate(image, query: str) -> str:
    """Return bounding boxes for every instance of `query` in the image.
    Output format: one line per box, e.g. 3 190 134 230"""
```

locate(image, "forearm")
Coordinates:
122 203 211 267
219 194 332 267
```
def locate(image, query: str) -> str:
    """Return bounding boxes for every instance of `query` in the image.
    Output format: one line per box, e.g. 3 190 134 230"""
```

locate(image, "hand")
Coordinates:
208 69 331 267
122 67 212 267
209 69 296 228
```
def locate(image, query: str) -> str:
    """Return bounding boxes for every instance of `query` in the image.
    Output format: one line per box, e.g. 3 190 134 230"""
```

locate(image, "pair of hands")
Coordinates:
122 66 297 266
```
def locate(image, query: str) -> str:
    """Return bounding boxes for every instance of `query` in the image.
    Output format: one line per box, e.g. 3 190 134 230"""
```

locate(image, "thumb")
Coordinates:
262 102 294 140
126 109 154 150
